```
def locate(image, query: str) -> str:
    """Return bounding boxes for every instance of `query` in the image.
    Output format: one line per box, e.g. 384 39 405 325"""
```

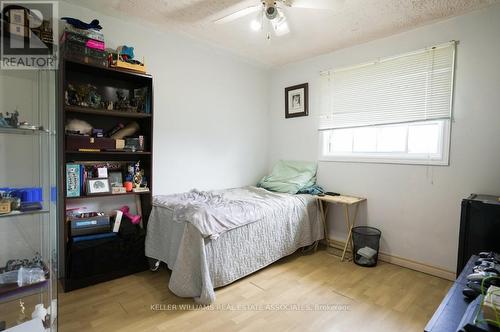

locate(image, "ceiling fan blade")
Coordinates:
214 4 262 24
282 0 344 10
272 12 290 36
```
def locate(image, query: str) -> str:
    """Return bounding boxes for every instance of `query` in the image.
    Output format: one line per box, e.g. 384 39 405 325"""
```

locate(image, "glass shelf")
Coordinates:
0 127 54 136
0 280 49 305
0 210 50 219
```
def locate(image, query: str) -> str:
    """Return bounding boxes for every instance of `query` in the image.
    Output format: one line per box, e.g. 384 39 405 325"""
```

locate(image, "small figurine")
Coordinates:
115 89 128 110
65 84 77 105
0 113 10 127
125 163 135 182
106 101 114 110
5 110 19 127
17 300 28 325
87 86 101 108
133 161 144 189
117 45 135 61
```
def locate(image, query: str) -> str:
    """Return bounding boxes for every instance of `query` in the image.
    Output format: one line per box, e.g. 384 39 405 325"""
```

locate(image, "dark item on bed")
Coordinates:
285 83 308 118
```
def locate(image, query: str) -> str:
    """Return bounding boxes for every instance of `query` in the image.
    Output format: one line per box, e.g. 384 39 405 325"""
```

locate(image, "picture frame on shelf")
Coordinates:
86 178 111 195
285 83 308 119
108 172 123 187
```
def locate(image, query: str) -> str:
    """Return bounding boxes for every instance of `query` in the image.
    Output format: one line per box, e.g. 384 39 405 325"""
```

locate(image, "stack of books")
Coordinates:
60 25 107 67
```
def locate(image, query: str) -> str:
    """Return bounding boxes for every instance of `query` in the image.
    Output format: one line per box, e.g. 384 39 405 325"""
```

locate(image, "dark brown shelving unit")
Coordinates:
58 58 153 291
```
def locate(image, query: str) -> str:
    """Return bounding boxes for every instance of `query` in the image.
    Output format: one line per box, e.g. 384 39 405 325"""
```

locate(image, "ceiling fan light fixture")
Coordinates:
265 5 278 20
250 19 262 31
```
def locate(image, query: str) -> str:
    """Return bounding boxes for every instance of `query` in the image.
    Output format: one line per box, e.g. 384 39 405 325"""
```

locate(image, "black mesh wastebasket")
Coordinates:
352 226 381 267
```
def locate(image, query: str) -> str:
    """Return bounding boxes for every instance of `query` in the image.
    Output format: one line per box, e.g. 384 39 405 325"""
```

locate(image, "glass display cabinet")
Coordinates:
0 69 58 331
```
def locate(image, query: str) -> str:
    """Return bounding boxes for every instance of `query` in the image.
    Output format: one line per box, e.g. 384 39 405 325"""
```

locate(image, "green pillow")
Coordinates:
258 160 318 194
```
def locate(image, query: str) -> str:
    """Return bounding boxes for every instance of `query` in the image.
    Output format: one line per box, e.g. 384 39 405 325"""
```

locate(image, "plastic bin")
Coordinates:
352 226 381 267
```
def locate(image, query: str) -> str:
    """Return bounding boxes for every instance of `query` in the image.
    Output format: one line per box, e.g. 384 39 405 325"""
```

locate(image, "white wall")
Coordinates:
268 5 500 272
60 1 270 195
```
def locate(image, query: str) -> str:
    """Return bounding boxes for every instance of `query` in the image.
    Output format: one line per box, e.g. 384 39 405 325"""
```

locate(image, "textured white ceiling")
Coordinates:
64 0 500 66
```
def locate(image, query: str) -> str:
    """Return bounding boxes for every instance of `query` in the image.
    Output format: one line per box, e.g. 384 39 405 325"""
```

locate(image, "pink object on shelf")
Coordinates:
86 39 105 51
118 205 141 225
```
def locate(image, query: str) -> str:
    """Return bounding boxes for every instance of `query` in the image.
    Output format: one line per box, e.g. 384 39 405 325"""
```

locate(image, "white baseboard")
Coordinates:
327 239 456 281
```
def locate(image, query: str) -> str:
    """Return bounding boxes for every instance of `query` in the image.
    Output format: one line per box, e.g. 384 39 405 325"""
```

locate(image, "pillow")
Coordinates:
257 160 318 194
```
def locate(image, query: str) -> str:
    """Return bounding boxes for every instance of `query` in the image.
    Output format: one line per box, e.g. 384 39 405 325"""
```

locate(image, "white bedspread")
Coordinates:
153 187 279 239
146 186 323 304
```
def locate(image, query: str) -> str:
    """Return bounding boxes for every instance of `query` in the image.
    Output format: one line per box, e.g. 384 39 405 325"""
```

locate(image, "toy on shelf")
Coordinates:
0 110 18 128
0 187 43 213
0 109 46 131
132 161 149 193
65 83 102 108
108 45 146 74
118 206 141 225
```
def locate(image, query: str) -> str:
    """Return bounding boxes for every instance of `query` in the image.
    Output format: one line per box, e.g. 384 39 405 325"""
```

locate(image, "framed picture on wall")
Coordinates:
285 83 308 118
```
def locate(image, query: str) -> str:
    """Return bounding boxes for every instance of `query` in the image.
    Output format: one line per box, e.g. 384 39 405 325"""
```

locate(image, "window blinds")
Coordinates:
319 42 456 130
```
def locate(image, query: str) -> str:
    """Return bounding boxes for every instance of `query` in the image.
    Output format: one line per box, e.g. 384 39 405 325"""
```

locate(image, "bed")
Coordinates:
145 186 324 304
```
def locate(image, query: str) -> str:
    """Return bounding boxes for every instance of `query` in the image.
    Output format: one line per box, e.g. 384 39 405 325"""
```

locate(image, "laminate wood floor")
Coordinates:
58 249 451 332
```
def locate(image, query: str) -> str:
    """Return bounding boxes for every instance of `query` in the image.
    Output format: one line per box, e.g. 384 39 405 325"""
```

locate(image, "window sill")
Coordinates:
318 155 450 166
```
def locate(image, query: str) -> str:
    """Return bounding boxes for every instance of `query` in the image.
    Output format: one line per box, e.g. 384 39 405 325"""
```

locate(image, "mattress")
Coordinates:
145 186 323 304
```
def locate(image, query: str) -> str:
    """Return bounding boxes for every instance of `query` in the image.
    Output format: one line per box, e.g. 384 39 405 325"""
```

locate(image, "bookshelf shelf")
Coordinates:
65 105 151 118
65 191 150 200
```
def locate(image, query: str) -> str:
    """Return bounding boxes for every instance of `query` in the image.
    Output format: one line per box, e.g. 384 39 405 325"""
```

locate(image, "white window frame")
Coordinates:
319 119 451 166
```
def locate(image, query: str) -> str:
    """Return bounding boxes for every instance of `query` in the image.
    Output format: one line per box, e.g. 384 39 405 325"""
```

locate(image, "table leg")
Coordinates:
319 200 329 245
341 203 360 262
341 204 351 261
350 204 360 251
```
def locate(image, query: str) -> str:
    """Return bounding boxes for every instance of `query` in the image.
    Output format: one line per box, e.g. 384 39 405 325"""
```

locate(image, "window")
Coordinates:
319 42 455 165
320 119 450 164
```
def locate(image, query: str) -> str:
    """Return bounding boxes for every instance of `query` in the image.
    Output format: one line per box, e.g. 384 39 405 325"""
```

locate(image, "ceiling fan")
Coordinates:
214 0 344 39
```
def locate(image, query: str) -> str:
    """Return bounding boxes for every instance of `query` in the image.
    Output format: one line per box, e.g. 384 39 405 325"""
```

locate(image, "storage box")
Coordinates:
70 215 111 236
66 135 115 151
60 31 105 50
61 31 108 68
63 26 104 42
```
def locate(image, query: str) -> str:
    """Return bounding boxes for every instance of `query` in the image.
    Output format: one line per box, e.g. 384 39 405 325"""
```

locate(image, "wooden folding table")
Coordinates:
317 195 367 261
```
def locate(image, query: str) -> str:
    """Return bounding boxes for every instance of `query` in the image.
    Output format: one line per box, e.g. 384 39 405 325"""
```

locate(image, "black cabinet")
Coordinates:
65 230 148 291
457 194 500 276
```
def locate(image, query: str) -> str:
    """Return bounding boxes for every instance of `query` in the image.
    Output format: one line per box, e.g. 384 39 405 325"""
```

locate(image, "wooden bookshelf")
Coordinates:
58 58 153 291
